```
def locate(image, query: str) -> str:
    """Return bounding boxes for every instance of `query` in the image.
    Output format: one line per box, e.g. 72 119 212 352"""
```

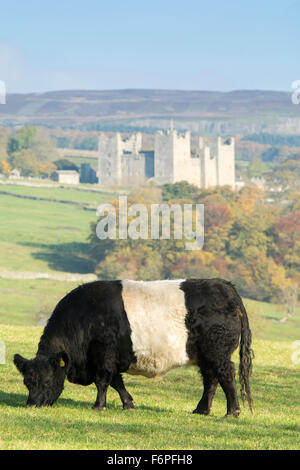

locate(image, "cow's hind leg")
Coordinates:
214 359 240 418
111 373 135 410
193 360 218 415
195 325 240 417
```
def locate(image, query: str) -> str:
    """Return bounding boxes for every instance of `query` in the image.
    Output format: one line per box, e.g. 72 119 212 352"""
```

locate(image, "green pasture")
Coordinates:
0 188 111 274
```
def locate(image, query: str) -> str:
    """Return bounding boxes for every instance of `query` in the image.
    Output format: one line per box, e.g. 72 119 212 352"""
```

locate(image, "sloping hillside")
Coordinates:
1 89 300 134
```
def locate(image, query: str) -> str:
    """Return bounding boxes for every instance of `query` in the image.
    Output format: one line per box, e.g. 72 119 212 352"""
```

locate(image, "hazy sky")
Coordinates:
0 0 299 93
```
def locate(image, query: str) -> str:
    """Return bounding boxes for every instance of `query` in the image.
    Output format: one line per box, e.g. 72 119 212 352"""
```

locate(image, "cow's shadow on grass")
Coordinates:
0 390 27 408
57 398 169 413
0 390 91 409
0 390 168 413
20 241 94 274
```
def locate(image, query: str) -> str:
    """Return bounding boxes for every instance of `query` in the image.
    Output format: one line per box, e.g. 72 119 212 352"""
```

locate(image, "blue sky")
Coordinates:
0 0 299 93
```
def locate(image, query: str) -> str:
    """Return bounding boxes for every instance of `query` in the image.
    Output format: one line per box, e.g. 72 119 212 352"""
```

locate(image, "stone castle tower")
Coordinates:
98 130 235 188
98 132 144 186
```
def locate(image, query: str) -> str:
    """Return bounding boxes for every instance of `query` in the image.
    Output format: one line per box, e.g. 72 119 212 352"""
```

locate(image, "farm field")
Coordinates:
0 182 299 450
0 186 113 274
0 182 115 207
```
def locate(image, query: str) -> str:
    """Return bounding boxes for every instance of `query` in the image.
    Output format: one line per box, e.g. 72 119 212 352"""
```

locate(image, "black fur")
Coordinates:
13 278 253 416
181 279 253 416
14 281 135 410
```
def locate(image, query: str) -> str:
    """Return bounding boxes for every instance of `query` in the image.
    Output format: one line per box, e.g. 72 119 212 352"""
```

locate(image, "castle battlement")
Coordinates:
98 130 235 188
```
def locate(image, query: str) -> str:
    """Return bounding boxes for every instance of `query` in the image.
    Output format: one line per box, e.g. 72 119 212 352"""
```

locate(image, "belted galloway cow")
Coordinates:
14 278 253 417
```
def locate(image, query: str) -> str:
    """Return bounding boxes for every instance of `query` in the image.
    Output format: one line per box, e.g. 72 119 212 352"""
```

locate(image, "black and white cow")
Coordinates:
14 278 253 417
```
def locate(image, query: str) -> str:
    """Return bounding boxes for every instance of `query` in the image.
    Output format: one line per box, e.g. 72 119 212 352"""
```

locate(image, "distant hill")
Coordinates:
1 89 300 135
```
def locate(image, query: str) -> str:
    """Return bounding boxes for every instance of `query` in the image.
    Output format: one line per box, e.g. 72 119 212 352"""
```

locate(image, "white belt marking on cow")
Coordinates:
122 279 191 378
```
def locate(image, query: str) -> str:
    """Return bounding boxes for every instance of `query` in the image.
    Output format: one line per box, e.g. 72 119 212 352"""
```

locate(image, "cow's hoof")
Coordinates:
225 409 240 418
192 408 210 415
92 405 107 411
123 402 135 410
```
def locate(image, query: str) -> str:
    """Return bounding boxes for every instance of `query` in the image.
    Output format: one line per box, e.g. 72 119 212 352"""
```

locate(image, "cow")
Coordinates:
13 278 253 417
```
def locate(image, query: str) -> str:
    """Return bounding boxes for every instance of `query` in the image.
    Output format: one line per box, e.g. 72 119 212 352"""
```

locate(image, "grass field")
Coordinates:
0 182 114 206
0 185 114 274
0 324 299 450
0 182 299 450
0 278 79 325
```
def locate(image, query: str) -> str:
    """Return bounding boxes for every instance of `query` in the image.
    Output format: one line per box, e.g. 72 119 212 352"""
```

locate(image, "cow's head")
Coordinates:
13 352 69 407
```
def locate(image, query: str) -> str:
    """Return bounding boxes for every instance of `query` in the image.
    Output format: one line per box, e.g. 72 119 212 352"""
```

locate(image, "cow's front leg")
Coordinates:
111 373 135 410
90 340 116 411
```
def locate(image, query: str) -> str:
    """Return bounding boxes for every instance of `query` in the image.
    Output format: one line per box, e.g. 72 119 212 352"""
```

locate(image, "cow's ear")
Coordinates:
49 352 69 370
13 354 28 375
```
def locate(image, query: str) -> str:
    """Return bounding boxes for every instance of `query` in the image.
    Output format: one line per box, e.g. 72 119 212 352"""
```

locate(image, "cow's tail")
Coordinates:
238 302 254 413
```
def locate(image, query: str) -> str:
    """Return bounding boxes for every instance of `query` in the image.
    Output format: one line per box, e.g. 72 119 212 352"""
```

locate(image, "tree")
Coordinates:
227 215 271 261
266 157 300 191
261 147 279 162
39 162 57 178
0 128 8 160
236 186 265 213
8 126 38 154
54 136 71 148
204 200 233 230
231 247 288 301
54 159 79 171
74 137 98 151
247 157 268 177
273 211 300 271
31 129 58 163
7 126 58 164
0 159 11 176
9 149 39 177
162 181 199 201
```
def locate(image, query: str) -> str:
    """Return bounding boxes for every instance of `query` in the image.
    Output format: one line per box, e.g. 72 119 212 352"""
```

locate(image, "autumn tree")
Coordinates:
273 210 300 272
8 126 38 154
88 180 296 302
39 162 57 178
7 126 58 172
263 155 300 191
236 186 265 213
9 149 39 177
0 159 11 176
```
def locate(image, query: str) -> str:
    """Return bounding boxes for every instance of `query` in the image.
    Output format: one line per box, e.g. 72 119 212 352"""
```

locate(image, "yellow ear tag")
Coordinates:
60 358 65 367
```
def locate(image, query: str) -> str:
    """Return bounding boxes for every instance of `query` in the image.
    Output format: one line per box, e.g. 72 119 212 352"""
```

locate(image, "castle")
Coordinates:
98 130 235 188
